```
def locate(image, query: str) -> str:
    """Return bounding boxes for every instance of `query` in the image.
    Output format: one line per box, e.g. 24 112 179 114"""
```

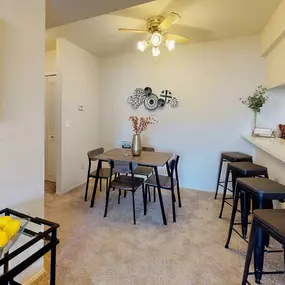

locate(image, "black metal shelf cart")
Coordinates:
0 208 60 285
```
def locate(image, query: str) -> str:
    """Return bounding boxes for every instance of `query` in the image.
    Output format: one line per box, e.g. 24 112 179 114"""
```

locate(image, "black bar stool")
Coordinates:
215 152 252 199
219 162 268 219
242 209 285 285
225 178 285 283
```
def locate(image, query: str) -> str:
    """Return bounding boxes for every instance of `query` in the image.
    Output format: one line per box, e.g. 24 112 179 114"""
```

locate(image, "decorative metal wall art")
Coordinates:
128 87 178 111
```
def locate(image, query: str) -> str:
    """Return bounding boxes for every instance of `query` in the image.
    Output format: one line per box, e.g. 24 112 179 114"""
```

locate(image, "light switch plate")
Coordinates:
65 119 71 128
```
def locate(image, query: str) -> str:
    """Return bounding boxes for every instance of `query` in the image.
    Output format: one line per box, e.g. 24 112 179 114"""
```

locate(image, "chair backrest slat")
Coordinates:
169 155 180 179
87 148 104 161
108 160 138 174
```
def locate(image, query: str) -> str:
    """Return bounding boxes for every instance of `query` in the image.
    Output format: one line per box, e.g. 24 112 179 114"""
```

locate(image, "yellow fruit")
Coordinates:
3 219 21 239
0 231 8 247
0 216 12 229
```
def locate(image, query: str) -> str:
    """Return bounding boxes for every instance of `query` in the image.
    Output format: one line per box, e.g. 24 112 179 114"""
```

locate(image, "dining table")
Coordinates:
90 148 173 225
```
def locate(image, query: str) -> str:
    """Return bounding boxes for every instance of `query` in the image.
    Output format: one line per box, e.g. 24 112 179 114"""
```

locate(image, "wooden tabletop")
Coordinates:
95 148 173 167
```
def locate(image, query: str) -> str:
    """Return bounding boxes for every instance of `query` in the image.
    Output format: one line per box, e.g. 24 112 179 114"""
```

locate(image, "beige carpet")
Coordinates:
34 182 285 285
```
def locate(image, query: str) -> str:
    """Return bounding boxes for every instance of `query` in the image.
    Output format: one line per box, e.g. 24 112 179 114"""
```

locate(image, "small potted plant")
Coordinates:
129 115 157 156
241 85 268 130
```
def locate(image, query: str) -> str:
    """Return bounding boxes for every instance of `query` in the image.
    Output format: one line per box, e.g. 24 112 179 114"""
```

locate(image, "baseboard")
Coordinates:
23 268 46 285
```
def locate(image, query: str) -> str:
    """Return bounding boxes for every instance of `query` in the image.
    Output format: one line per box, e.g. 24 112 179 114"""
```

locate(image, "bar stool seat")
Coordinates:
222 152 253 162
238 177 285 197
242 209 285 284
219 162 268 219
228 162 268 176
215 152 252 199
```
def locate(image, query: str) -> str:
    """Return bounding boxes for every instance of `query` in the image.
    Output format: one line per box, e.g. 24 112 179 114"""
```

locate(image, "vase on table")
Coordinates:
253 110 258 131
132 134 142 156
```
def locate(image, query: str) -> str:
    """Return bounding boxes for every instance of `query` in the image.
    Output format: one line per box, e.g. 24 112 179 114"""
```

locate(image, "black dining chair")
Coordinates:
145 155 181 222
104 160 146 225
84 148 111 201
133 147 155 201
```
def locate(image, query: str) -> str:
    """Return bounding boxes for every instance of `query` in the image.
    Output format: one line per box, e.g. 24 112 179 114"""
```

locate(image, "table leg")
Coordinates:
254 196 264 284
90 160 102 208
50 229 57 285
154 166 167 225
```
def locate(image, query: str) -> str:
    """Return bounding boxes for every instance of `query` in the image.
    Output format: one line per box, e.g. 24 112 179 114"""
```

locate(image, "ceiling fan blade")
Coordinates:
158 12 181 30
165 33 191 44
118 28 149 34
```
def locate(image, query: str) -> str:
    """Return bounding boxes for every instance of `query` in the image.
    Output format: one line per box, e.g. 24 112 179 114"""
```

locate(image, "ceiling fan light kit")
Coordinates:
137 40 147 52
152 46 160 57
118 12 190 57
165 39 175 51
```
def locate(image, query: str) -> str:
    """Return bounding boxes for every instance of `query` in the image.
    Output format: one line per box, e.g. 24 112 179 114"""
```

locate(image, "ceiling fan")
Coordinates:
118 12 191 56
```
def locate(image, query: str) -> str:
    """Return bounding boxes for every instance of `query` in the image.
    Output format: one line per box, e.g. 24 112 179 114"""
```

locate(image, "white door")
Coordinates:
45 76 57 182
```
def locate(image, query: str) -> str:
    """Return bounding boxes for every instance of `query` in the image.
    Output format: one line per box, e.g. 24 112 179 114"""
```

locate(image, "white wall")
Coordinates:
258 88 285 132
98 36 266 191
0 0 45 282
57 39 99 193
45 50 57 75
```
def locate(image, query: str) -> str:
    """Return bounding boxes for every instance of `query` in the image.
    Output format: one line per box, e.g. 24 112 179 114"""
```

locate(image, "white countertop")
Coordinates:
242 135 285 163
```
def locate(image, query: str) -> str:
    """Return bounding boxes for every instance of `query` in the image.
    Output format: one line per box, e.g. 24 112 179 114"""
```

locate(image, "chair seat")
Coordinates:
238 178 285 199
228 162 267 176
222 152 252 162
145 174 177 189
90 168 111 178
111 175 144 191
133 166 153 176
254 209 285 243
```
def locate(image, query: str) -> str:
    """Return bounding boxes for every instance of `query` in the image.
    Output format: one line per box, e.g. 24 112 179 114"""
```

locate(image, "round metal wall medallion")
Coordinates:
144 87 152 97
144 94 158 110
157 98 165 108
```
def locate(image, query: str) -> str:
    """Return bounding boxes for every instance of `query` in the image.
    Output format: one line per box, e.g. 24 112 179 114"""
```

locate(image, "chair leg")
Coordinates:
214 157 223 199
100 178 102 192
124 190 127 197
176 181 182 208
104 186 111 218
219 168 230 219
153 187 156 202
171 188 176 223
254 197 265 284
225 182 240 248
84 176 90 201
148 187 151 202
142 184 146 215
241 191 249 239
118 189 121 204
283 246 285 272
132 192 136 225
242 219 258 285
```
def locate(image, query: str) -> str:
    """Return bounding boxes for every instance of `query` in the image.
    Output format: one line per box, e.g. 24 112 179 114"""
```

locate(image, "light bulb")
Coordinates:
165 39 175 51
152 46 160 57
137 41 147 52
151 32 162 47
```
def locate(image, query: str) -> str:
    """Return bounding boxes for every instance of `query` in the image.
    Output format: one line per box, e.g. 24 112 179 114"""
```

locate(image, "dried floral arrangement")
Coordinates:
129 115 158 135
279 124 285 139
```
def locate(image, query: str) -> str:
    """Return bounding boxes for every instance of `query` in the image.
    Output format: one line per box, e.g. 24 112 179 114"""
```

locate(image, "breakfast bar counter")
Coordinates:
242 135 285 164
242 134 285 209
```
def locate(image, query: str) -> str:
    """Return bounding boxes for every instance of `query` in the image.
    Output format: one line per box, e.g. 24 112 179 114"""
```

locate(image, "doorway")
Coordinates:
45 74 57 193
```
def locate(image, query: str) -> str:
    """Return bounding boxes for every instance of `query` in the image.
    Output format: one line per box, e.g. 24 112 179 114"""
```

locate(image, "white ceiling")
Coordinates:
46 0 282 56
46 0 153 28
